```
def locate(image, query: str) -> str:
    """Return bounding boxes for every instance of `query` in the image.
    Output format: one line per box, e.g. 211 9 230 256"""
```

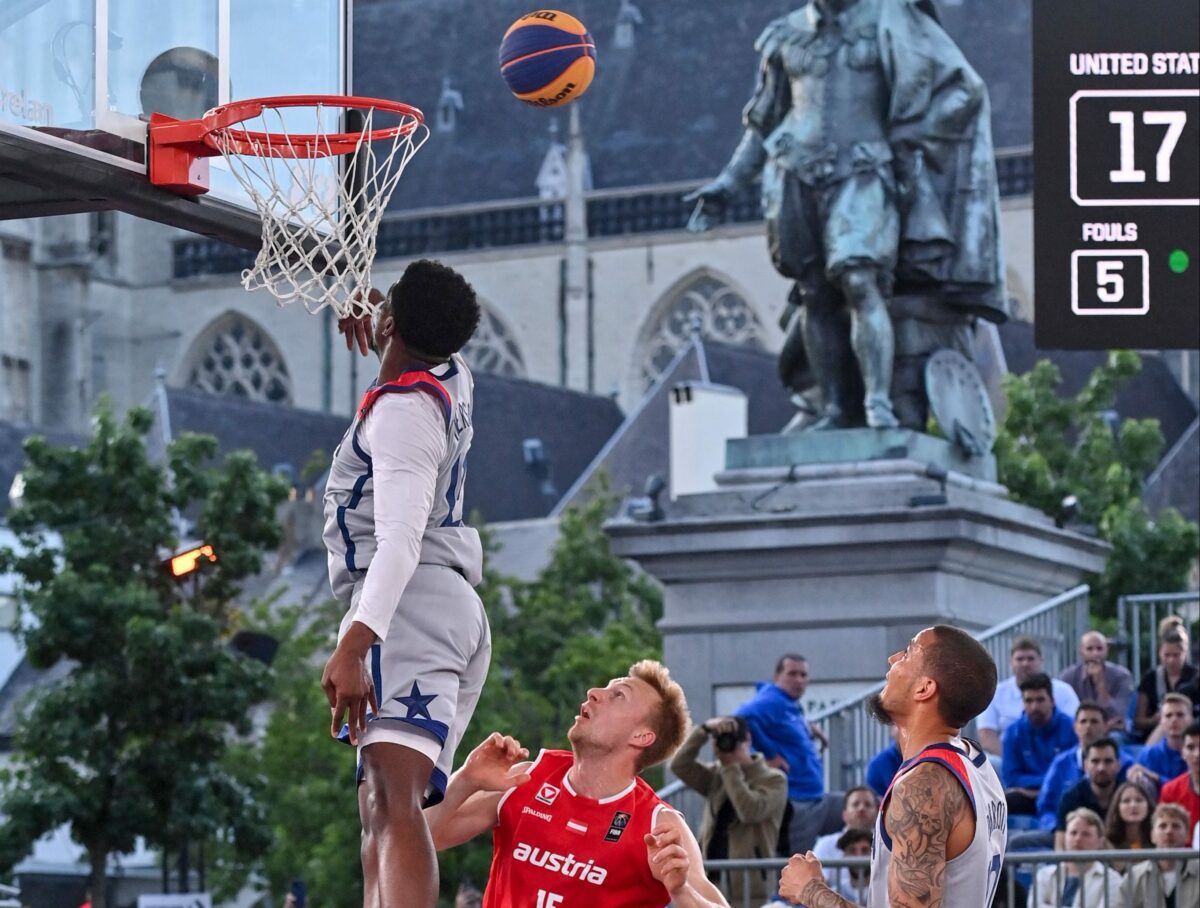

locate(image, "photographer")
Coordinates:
670 716 789 903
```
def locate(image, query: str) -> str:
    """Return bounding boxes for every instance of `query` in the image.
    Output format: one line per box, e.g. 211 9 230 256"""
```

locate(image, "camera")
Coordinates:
708 716 748 753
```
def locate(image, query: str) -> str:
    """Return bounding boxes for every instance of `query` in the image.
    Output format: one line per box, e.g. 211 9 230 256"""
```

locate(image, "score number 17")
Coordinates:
1108 110 1187 183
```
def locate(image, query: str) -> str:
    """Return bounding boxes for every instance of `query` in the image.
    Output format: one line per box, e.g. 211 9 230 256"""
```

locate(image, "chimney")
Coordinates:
669 382 748 498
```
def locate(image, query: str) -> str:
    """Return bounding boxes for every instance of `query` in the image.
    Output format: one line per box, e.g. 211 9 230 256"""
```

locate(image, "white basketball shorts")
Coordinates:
337 563 491 805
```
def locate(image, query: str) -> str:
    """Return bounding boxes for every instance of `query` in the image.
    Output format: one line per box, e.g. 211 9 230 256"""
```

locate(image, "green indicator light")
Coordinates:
1168 249 1189 274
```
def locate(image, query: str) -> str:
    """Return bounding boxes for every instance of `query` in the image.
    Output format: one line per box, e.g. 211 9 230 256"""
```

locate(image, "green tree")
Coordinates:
0 401 287 908
215 597 366 908
994 351 1199 619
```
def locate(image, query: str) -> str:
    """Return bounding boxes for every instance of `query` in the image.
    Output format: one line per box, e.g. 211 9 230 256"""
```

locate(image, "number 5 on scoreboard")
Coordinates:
1071 250 1149 316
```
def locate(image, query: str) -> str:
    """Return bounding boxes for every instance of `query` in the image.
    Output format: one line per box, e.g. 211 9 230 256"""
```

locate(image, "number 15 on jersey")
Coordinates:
536 891 564 907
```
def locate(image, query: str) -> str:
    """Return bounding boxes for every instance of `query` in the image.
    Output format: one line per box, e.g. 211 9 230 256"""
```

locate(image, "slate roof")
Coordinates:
554 327 1199 517
162 375 624 524
998 320 1199 454
0 656 72 743
553 337 796 512
354 0 1032 211
161 386 350 485
469 370 625 521
0 421 82 519
1145 418 1200 523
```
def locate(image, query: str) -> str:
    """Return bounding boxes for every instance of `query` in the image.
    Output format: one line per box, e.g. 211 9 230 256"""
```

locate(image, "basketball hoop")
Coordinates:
149 95 428 319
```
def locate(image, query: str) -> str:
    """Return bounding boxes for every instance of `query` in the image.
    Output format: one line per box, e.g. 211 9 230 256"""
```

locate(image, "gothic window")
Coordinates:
460 307 526 378
185 314 291 404
638 274 764 388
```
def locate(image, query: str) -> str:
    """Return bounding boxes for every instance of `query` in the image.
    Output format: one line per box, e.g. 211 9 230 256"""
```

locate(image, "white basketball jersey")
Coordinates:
323 355 480 604
870 737 1007 908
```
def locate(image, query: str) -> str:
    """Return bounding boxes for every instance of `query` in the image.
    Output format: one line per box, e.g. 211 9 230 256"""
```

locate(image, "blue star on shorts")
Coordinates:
395 681 437 720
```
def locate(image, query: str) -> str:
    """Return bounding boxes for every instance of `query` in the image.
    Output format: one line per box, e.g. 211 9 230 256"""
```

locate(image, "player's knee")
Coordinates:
361 747 429 830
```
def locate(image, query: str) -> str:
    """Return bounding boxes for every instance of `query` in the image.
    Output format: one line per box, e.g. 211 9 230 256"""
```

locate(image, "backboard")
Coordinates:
0 0 350 248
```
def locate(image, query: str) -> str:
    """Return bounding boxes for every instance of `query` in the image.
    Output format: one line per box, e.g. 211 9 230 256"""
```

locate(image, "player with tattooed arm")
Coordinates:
779 625 1007 907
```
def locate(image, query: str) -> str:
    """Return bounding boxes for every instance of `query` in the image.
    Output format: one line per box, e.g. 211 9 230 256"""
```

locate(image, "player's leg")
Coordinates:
360 743 439 908
358 779 379 908
356 566 490 907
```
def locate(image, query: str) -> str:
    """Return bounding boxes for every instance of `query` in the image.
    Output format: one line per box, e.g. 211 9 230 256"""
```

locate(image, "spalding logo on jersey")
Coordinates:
511 843 609 885
535 783 561 806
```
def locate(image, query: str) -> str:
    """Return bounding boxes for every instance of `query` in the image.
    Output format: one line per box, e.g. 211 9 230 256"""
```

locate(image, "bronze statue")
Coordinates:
687 0 1007 431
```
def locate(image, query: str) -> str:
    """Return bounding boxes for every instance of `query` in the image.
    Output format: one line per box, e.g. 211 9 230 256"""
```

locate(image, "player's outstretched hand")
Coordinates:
779 851 826 904
645 822 690 895
460 732 532 792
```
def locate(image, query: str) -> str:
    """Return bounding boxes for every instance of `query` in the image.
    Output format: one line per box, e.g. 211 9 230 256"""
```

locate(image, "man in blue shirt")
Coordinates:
865 734 903 798
1130 692 1192 791
1002 673 1077 815
736 653 833 854
1036 701 1131 830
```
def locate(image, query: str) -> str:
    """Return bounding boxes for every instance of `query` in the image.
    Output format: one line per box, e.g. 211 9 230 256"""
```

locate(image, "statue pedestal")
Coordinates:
607 433 1107 720
729 427 997 482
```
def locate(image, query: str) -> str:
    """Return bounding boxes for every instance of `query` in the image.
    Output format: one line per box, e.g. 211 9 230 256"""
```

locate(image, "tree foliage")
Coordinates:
994 351 1199 617
0 401 287 908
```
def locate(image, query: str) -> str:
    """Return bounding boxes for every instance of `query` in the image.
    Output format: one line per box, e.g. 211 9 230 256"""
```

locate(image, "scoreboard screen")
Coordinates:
1033 0 1199 349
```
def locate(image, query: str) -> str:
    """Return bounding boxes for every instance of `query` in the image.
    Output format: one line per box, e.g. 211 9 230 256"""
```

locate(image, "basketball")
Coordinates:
499 10 596 108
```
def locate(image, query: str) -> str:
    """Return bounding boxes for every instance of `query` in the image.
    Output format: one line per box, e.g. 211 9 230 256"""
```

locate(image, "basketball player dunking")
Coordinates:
321 260 489 908
780 626 1007 907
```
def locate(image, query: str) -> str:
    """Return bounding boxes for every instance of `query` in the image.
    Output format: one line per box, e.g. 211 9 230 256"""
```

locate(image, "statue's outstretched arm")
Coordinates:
685 48 785 231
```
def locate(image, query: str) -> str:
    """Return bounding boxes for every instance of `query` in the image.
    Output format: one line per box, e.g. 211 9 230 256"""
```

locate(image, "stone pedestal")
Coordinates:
606 439 1108 721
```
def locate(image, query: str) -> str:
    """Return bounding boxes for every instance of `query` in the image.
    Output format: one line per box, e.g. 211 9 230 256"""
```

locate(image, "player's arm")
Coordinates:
779 852 857 907
644 810 729 908
426 733 532 851
885 761 968 908
321 393 445 742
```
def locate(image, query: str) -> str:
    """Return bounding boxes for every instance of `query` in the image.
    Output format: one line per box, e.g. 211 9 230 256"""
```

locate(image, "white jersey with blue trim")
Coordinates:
869 736 1007 908
322 355 481 635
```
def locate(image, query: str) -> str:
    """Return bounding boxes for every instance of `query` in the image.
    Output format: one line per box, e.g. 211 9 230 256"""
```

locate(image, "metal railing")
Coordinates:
172 150 1036 278
1116 591 1200 681
656 585 1092 807
704 848 1199 908
812 585 1091 792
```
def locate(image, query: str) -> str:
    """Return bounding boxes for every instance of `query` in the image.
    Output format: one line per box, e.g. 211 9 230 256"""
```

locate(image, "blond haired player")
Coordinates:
427 661 729 908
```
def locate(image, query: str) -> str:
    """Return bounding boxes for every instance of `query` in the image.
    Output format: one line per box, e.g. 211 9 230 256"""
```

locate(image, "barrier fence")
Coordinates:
704 848 1200 908
810 584 1091 792
657 584 1093 808
1116 591 1200 680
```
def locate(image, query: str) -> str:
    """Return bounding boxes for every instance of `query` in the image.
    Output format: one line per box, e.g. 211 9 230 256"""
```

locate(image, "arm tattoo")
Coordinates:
886 762 967 908
800 880 858 908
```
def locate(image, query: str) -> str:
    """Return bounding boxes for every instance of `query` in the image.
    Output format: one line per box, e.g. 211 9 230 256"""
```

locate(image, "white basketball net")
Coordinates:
210 103 429 320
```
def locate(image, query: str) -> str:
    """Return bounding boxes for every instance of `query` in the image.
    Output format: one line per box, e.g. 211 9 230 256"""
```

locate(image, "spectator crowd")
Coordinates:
674 618 1200 908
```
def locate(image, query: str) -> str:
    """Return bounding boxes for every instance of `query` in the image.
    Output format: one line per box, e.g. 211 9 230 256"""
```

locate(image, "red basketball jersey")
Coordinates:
483 749 674 908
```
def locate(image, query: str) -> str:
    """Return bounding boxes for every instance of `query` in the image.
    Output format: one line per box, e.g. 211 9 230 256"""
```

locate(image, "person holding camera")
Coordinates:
670 716 789 904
